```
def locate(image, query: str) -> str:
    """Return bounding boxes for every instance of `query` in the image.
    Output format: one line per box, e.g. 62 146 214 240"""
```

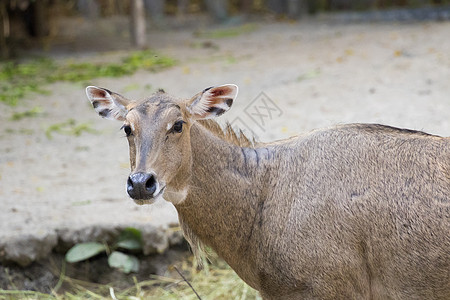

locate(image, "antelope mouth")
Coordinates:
132 185 166 205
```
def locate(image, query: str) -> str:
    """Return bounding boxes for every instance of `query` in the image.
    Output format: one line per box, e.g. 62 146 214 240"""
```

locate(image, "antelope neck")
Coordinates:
175 122 273 288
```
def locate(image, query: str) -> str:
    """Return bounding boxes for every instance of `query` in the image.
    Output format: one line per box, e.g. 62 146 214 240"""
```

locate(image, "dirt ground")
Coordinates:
0 14 449 275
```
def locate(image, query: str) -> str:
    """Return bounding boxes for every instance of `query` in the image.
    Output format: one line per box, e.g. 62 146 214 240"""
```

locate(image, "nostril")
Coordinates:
127 172 157 200
145 175 157 194
127 176 135 196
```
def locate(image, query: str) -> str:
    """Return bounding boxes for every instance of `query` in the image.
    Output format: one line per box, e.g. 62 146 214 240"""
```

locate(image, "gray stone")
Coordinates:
139 225 170 255
0 232 57 267
55 225 120 252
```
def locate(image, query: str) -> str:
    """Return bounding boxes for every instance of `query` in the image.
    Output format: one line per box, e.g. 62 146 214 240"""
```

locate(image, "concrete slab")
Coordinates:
1 19 449 266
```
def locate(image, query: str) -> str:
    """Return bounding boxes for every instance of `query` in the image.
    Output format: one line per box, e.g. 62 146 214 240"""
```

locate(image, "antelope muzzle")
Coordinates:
127 172 158 200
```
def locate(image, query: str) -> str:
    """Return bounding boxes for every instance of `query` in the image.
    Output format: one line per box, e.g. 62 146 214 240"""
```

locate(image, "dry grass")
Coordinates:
0 254 262 300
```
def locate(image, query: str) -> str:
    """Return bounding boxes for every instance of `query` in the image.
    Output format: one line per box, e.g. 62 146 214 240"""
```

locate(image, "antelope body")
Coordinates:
86 85 450 299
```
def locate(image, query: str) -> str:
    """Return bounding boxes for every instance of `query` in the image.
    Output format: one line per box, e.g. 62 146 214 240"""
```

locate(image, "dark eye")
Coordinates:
123 125 132 137
173 121 184 133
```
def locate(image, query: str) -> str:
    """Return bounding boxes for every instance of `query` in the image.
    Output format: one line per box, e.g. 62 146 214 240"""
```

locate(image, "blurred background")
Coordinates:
1 0 450 58
0 0 449 299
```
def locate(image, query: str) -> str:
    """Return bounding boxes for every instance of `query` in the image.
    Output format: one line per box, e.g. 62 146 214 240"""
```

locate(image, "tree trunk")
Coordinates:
130 0 147 48
32 0 50 37
287 0 300 18
287 0 310 18
0 0 9 59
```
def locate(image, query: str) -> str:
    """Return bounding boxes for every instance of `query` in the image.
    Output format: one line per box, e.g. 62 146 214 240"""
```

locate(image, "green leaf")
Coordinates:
65 242 106 263
116 239 141 250
116 227 142 250
108 251 139 273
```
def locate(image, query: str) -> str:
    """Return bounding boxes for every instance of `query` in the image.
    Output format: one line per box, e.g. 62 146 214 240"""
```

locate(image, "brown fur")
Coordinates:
178 122 450 299
198 119 255 147
87 87 450 300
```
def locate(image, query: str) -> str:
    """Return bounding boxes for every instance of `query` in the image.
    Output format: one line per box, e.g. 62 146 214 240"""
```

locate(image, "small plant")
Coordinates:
45 119 98 139
0 58 53 106
10 106 43 121
0 50 176 106
65 228 142 274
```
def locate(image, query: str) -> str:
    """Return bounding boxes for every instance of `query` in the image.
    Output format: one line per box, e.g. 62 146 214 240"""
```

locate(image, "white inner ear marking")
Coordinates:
130 123 136 131
167 123 173 130
187 95 206 116
216 102 231 110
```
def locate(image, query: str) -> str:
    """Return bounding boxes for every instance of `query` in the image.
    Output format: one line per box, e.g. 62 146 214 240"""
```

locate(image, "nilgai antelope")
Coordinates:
86 84 449 299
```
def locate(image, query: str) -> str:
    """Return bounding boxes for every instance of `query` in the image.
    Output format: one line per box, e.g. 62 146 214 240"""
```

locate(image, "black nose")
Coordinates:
127 172 157 200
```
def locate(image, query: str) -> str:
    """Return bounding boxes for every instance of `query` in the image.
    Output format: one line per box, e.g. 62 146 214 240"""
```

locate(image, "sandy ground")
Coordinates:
0 17 449 265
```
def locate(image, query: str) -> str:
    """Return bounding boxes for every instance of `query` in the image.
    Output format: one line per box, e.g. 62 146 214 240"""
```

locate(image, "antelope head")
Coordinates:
85 85 238 205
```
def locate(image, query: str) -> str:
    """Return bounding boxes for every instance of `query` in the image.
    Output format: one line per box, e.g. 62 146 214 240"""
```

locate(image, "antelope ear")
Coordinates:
85 86 131 121
187 84 238 120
